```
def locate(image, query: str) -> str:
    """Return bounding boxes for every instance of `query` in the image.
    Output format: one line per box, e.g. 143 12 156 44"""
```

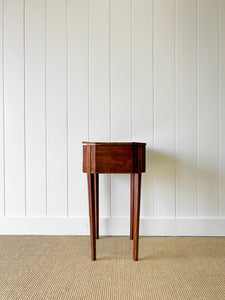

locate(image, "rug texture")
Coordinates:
0 236 224 299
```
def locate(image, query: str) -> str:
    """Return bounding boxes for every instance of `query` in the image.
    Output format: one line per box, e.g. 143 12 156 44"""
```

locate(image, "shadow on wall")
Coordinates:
141 148 219 217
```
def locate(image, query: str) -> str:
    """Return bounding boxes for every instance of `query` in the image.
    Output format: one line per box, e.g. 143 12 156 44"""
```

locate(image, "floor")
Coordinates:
0 236 225 299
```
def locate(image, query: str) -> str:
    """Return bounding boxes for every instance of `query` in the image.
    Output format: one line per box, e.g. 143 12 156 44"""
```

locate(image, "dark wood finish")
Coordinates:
83 142 145 174
130 173 134 240
87 173 96 260
94 174 99 239
133 173 141 261
83 141 146 261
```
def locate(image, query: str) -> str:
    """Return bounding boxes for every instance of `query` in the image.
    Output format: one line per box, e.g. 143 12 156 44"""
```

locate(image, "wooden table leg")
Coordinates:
130 173 134 240
94 174 99 239
133 173 141 261
87 173 96 260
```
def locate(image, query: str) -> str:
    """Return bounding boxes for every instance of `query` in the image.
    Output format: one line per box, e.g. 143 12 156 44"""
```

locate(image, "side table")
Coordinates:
82 142 146 261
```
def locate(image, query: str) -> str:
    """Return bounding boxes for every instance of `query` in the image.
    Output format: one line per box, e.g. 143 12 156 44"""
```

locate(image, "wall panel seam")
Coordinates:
131 0 133 141
109 0 112 143
66 0 69 217
109 0 112 217
152 0 155 217
24 0 27 217
88 0 90 142
196 0 199 218
218 0 221 218
45 0 47 217
174 0 177 219
2 0 5 217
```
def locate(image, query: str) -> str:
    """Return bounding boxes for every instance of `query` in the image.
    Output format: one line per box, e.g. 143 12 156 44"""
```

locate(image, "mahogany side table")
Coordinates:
82 141 146 261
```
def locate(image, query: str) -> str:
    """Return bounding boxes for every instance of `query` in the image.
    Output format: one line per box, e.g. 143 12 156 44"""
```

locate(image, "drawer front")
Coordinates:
83 144 146 173
95 145 134 173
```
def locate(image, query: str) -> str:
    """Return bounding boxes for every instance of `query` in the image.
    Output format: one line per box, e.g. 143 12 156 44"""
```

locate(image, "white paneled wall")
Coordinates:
67 0 88 218
89 0 111 218
132 0 154 217
25 0 46 217
176 0 197 217
154 0 176 217
4 0 25 217
0 0 225 235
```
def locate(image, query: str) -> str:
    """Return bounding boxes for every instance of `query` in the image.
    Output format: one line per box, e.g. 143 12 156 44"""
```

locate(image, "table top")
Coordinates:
82 141 146 146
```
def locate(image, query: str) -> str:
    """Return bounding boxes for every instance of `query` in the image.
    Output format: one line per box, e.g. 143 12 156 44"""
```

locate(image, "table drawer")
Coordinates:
83 144 145 174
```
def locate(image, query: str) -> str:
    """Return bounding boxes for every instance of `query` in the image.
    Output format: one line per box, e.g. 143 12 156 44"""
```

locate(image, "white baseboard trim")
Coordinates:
0 217 225 236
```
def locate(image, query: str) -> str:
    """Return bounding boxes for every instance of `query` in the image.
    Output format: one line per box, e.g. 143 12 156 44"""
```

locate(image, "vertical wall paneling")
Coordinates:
176 0 197 217
89 0 111 218
219 0 225 216
0 0 4 217
46 0 67 216
4 0 25 216
132 0 154 217
25 0 46 216
110 0 132 218
67 0 89 217
0 0 224 234
197 0 219 217
154 0 175 217
111 0 132 142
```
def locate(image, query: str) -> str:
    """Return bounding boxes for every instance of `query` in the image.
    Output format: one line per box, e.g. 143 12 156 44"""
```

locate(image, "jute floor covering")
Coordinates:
0 236 224 299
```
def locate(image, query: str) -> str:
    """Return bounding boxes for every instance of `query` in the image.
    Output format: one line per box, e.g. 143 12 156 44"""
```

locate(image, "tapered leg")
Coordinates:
94 174 99 239
130 174 134 240
87 173 96 260
133 173 141 261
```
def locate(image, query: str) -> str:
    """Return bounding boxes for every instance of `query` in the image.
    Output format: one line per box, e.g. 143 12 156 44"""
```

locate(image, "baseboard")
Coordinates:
0 217 225 236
